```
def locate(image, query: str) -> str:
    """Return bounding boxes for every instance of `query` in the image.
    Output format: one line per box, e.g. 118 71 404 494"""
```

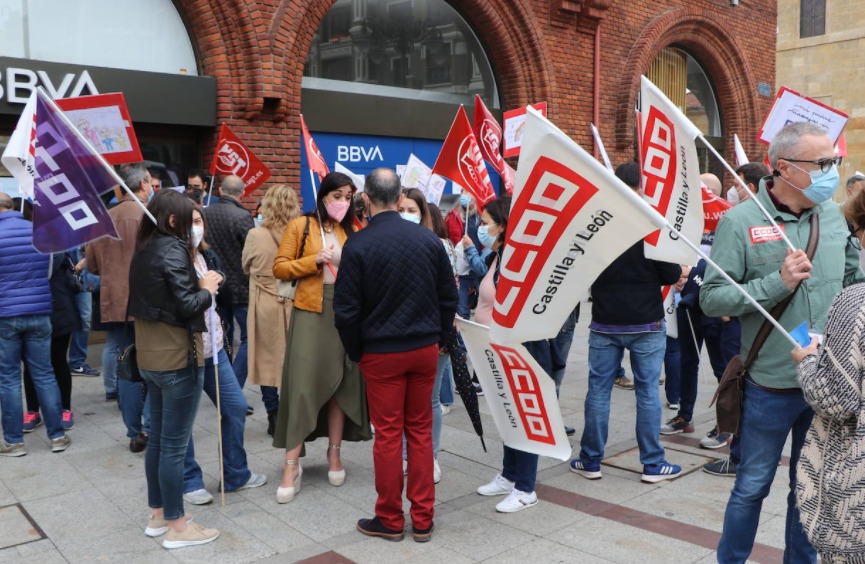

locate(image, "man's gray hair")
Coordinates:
767 122 829 169
119 162 149 194
847 174 865 189
220 175 245 197
364 168 401 206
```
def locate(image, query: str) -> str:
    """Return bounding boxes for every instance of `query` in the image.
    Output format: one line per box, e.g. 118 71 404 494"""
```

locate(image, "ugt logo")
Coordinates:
457 136 492 201
479 118 504 169
491 344 555 445
493 156 597 328
216 141 249 177
641 106 677 246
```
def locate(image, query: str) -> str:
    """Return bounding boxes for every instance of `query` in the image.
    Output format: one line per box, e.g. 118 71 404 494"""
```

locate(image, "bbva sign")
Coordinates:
0 67 98 103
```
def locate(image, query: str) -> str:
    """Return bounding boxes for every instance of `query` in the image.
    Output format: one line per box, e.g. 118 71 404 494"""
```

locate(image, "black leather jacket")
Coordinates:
129 234 212 332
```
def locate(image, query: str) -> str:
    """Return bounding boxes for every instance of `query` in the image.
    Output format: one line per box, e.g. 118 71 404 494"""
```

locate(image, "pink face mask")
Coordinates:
325 200 350 222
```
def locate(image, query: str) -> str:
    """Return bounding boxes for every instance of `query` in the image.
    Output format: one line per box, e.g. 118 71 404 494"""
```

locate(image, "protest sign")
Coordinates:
503 102 547 158
758 87 848 145
55 93 142 165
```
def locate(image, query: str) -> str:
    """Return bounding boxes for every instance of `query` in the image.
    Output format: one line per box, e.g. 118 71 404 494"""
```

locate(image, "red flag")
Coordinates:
209 124 271 197
835 132 848 158
432 106 496 208
702 184 732 231
300 114 329 181
473 95 513 193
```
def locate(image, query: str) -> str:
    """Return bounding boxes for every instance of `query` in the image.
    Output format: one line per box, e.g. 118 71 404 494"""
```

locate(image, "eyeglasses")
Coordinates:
847 224 863 251
780 156 842 174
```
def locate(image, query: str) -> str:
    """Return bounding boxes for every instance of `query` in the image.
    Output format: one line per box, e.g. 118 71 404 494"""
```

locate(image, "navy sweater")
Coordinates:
334 211 458 362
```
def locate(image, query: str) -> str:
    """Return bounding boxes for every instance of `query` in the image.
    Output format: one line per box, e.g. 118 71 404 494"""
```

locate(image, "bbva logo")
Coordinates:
337 145 383 163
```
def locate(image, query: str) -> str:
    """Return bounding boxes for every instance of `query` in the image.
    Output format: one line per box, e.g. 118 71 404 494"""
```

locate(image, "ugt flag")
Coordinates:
209 124 271 197
473 95 515 194
3 90 118 253
300 114 329 181
702 184 732 231
639 75 703 265
457 319 571 461
432 105 496 209
489 106 661 344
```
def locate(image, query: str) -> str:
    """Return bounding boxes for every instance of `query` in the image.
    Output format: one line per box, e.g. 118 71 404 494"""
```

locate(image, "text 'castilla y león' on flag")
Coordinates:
2 89 118 254
639 75 704 266
457 318 571 461
209 124 271 197
432 105 497 209
488 106 663 345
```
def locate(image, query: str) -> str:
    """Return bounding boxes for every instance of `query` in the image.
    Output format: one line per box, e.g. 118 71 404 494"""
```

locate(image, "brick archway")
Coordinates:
614 7 759 161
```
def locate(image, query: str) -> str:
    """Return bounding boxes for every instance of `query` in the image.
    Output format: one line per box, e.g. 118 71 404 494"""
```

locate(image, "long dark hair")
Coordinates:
136 190 195 253
311 172 356 236
427 203 448 239
401 188 433 230
483 196 512 276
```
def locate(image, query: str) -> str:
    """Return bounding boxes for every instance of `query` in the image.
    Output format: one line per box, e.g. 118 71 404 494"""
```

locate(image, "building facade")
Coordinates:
0 0 778 209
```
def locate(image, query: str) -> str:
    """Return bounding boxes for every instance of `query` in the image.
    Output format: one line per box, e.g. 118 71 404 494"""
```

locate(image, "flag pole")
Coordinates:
684 309 707 383
696 134 796 252
36 88 156 225
206 175 216 207
208 306 226 506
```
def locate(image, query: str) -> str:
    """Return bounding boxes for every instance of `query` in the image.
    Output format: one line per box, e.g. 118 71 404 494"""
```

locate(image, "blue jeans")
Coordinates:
102 327 130 396
0 315 65 443
439 358 454 405
261 385 279 414
68 291 92 368
550 307 579 394
676 309 728 421
142 363 205 521
109 326 151 438
717 379 816 563
232 305 248 390
457 275 478 318
663 335 681 404
183 348 251 492
579 330 667 465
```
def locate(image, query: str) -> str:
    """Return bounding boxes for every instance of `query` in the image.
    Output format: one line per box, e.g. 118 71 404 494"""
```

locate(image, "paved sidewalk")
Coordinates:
0 312 792 563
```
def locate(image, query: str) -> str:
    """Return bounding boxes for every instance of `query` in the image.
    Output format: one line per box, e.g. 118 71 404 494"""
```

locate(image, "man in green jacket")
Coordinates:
701 122 864 563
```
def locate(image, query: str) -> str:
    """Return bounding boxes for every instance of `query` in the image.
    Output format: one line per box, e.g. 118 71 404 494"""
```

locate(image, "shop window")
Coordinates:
800 0 826 38
0 0 197 75
304 0 499 108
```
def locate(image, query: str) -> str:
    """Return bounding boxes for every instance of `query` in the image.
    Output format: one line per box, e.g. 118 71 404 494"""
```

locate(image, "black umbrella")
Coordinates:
444 326 486 452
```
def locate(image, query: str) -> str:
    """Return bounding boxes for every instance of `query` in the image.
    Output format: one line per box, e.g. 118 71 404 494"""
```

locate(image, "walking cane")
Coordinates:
208 306 226 506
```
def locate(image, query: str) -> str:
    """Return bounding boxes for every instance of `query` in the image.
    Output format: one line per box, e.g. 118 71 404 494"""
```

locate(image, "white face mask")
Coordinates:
400 212 421 224
726 187 740 205
191 225 204 249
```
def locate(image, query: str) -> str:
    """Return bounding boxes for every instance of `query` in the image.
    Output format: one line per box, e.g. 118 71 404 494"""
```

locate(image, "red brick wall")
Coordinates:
173 0 777 206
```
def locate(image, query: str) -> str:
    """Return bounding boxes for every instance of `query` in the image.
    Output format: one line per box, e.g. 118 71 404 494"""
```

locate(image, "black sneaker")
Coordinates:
703 457 737 477
412 523 434 543
356 517 404 542
564 426 576 436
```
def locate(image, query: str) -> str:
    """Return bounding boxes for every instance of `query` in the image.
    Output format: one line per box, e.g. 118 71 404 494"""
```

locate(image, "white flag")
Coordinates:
639 76 703 265
1 91 38 199
590 123 614 172
334 162 365 192
457 319 571 461
489 107 661 344
662 286 678 339
733 134 749 168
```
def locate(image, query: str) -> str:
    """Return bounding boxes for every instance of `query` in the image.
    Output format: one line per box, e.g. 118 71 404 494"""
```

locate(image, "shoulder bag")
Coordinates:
711 213 819 435
276 216 310 300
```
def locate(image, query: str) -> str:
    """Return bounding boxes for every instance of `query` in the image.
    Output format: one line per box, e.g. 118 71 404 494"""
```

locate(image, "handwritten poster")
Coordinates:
758 87 848 145
503 102 548 158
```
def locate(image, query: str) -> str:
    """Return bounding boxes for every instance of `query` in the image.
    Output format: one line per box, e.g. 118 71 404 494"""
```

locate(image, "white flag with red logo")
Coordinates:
209 124 271 197
662 285 678 339
432 105 496 209
473 95 514 194
702 184 732 231
639 75 703 265
1 92 38 199
489 106 662 344
457 318 571 461
300 114 329 181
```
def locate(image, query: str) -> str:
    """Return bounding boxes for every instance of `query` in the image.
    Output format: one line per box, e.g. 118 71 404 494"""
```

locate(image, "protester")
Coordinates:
397 188 433 229
726 162 770 205
0 193 71 457
846 173 865 198
203 175 255 412
272 171 371 503
185 169 207 205
446 194 482 320
353 191 370 228
69 246 100 377
427 204 457 416
701 122 863 562
242 184 301 435
23 251 81 431
147 168 163 192
85 163 152 451
182 206 267 505
570 165 685 484
334 168 457 541
701 172 723 197
129 190 220 549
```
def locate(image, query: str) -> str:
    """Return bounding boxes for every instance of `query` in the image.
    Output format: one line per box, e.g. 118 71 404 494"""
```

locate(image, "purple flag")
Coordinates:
31 93 117 253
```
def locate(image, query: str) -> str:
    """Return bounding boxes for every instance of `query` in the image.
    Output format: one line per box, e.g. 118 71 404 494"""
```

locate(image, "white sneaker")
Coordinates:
477 473 515 496
433 459 441 484
440 404 451 415
182 488 213 505
495 489 538 513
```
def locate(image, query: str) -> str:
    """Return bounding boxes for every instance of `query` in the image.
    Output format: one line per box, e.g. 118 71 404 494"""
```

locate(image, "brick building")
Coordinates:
0 1 777 208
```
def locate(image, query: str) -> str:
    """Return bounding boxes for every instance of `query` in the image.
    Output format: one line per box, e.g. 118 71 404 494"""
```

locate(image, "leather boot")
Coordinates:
267 411 277 436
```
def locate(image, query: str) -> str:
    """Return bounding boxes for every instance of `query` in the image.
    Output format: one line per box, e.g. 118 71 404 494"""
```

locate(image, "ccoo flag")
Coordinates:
210 124 271 197
432 105 497 209
457 319 571 461
300 114 329 181
489 106 661 344
639 75 703 265
6 91 118 253
733 134 749 167
473 95 514 194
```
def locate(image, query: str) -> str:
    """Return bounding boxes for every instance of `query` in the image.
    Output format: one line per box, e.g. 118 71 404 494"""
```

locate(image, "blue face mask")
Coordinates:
477 224 498 248
400 212 421 224
788 163 840 204
459 194 471 209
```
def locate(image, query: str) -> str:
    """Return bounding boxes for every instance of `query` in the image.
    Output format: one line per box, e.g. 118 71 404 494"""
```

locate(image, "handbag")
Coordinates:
116 301 142 382
711 213 819 435
276 216 310 300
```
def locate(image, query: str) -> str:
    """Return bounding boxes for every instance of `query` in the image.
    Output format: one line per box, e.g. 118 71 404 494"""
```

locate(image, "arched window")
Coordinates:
0 0 198 75
304 0 499 108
